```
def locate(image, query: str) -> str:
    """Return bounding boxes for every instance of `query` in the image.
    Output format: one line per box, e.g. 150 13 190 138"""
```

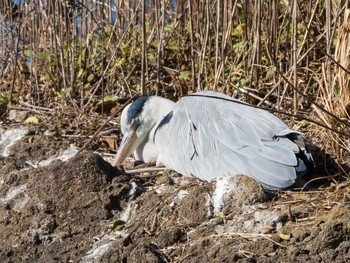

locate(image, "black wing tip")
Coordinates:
286 132 315 174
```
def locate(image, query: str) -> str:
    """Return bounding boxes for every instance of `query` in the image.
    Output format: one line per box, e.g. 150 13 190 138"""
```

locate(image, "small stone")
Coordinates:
32 231 42 245
8 110 28 122
156 226 182 247
211 174 269 216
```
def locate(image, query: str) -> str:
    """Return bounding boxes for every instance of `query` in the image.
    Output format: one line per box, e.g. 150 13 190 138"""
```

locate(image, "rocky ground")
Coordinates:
0 126 350 263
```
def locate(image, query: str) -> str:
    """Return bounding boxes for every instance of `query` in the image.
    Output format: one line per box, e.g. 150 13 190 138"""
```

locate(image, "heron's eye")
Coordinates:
130 117 141 129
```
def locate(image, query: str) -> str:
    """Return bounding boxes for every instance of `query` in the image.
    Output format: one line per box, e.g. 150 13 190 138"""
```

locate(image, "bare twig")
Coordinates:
77 94 137 154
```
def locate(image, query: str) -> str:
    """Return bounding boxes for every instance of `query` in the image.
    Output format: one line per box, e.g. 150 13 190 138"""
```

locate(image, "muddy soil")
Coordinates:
0 128 350 263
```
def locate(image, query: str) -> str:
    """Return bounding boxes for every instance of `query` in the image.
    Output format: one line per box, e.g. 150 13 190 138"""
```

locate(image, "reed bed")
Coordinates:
0 0 349 168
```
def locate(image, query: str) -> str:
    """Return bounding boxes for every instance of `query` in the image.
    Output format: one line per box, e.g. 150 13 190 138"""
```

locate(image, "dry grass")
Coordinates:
0 0 349 175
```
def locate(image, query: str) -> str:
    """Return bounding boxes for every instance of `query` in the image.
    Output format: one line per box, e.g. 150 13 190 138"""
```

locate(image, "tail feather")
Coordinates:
285 132 315 175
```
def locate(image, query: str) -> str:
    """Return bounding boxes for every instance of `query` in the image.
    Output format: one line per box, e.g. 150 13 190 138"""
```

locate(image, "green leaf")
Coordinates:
0 96 8 111
64 87 73 97
87 74 95 83
77 68 84 78
102 95 120 103
111 220 126 232
149 41 158 49
168 40 179 51
115 58 126 68
121 44 130 56
24 49 31 58
147 52 155 61
179 71 191 80
38 51 50 61
0 96 7 105
216 214 225 219
233 41 245 53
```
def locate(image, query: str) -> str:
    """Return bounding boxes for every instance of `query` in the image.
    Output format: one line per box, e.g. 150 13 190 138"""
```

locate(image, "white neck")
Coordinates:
133 96 175 162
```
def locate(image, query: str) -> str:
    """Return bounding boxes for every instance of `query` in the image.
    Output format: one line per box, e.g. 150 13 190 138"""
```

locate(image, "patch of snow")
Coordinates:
24 160 39 168
57 144 79 162
120 181 138 222
211 177 232 215
81 182 138 262
25 145 79 168
114 230 129 239
154 184 172 195
169 189 190 207
0 128 77 166
80 234 114 263
205 193 213 218
81 230 130 262
214 204 282 234
39 144 78 167
1 184 27 203
0 128 27 157
240 209 280 233
12 195 30 211
249 210 281 231
177 189 189 201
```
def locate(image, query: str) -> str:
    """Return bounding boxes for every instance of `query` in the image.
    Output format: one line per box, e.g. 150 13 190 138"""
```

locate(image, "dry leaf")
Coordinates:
278 231 291 241
100 136 118 151
24 116 39 124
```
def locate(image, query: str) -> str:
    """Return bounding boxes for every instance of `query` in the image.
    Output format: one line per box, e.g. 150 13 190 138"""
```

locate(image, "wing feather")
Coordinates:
154 91 301 189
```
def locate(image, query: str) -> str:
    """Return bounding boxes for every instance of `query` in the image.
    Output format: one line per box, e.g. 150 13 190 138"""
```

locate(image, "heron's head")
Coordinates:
113 96 173 167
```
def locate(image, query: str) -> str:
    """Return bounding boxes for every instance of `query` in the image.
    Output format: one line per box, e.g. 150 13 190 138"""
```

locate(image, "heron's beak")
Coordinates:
113 128 137 167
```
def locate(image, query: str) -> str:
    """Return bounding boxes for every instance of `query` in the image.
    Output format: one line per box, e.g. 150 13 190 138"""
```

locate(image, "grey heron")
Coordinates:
113 91 314 190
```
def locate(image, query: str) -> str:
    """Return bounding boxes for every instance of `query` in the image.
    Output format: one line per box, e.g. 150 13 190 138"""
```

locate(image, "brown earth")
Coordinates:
0 128 350 263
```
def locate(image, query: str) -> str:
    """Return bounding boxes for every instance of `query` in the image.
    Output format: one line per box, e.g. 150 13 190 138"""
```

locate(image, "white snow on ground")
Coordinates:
0 127 27 157
0 184 30 212
177 189 189 201
0 127 78 166
0 128 79 214
24 144 78 168
81 182 139 262
120 181 138 222
36 144 79 167
81 229 130 263
0 184 27 203
211 176 232 215
214 204 281 234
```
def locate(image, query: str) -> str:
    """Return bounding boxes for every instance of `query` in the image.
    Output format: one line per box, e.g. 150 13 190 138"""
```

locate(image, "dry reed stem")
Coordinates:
0 0 350 166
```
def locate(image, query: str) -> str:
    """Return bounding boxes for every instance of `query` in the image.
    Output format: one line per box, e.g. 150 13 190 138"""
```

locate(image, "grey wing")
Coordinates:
155 92 299 189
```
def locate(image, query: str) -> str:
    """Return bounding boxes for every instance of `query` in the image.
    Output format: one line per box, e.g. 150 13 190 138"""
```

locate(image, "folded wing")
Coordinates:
155 91 306 189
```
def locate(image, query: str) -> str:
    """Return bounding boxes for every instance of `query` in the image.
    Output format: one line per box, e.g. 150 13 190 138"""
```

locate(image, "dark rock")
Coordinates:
156 226 183 247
